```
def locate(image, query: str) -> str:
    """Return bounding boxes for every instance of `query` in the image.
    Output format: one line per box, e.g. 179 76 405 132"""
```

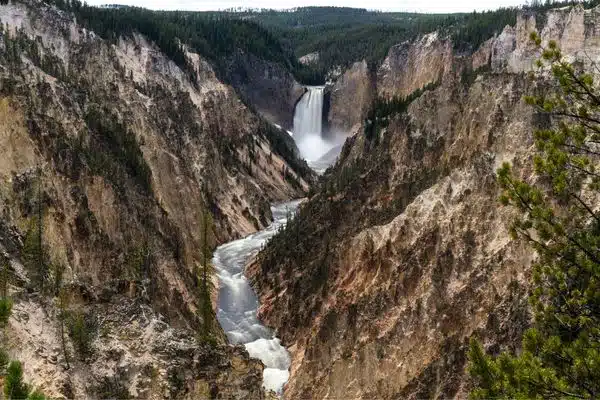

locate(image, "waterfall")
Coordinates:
293 86 324 140
291 86 335 163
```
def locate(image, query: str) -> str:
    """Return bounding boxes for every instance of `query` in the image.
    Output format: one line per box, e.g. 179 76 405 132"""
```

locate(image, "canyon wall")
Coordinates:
327 60 374 135
252 4 600 399
224 50 305 130
0 0 312 398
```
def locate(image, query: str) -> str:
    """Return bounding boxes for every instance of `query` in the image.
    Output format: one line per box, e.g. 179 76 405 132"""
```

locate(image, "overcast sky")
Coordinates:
86 0 527 14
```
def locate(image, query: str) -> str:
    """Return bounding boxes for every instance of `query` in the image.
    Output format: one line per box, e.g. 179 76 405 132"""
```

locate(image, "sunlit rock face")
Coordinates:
251 4 600 400
377 32 454 100
327 60 375 136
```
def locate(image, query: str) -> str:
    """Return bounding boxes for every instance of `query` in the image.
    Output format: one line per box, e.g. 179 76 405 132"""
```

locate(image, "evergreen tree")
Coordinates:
27 390 47 400
0 255 11 328
469 35 600 399
21 168 47 292
0 297 12 328
4 361 30 400
0 347 8 372
0 255 8 298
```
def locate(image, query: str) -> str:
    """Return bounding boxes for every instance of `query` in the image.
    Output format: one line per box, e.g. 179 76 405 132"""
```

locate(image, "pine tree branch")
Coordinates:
506 176 600 265
560 142 600 157
516 228 589 276
562 62 600 107
525 376 588 399
549 110 600 130
568 191 600 226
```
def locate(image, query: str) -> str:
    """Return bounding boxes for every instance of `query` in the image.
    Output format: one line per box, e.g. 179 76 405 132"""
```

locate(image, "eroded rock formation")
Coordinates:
224 50 305 130
251 4 600 399
0 0 312 397
327 60 374 135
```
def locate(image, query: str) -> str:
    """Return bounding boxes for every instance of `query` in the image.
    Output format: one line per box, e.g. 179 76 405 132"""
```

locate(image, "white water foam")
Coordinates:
292 86 346 165
214 200 302 395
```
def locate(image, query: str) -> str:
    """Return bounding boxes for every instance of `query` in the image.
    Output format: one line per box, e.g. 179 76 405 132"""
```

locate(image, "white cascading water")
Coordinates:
293 86 324 140
214 86 346 396
292 86 338 163
214 200 302 395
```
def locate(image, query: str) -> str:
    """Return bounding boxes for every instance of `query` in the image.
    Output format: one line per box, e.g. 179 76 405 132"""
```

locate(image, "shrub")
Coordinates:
0 348 9 372
0 297 12 327
67 311 96 360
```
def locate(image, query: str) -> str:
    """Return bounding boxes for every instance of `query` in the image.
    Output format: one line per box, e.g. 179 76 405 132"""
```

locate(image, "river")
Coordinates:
213 199 303 394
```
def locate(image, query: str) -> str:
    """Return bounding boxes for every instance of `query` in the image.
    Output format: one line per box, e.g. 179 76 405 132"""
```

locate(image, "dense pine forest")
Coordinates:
44 0 600 84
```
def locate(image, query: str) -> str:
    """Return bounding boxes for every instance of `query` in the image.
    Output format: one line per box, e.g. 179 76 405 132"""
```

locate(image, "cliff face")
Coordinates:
377 32 453 100
0 1 312 398
326 32 453 138
224 50 305 130
327 60 374 135
252 5 600 399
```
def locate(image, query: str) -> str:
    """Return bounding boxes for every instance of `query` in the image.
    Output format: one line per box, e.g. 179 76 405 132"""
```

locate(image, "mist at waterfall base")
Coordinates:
214 200 302 395
292 86 344 167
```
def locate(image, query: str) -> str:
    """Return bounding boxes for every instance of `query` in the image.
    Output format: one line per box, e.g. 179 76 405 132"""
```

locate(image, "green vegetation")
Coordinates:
44 0 304 82
4 361 30 400
258 120 313 185
0 298 12 328
200 6 519 82
0 256 11 327
0 360 46 400
364 81 440 141
26 390 47 400
21 217 47 291
66 311 97 360
124 243 149 282
0 348 8 371
469 36 600 399
41 0 600 86
20 168 49 293
197 210 216 343
0 26 66 81
40 1 515 85
84 105 153 194
217 7 515 66
3 360 47 400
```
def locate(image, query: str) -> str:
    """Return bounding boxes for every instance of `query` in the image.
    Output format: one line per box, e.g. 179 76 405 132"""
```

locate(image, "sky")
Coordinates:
86 0 527 14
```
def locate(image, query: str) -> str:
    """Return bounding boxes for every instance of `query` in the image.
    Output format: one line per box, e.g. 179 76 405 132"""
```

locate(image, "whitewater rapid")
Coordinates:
214 200 302 394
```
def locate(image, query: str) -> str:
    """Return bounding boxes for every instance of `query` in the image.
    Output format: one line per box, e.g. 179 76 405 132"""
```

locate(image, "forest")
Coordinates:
44 0 600 84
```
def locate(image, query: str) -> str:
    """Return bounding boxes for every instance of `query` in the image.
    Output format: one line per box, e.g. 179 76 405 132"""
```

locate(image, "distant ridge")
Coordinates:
99 3 127 8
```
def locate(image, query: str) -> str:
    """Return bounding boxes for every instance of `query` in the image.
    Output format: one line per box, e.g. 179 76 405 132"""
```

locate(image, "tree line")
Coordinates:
40 0 600 86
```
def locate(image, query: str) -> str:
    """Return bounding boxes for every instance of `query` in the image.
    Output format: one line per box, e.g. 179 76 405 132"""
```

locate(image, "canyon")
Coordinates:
0 1 597 399
250 4 600 400
0 0 311 398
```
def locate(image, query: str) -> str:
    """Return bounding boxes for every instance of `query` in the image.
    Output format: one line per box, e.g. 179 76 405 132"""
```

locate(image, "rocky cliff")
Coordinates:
0 0 312 398
327 60 374 135
251 4 600 399
224 50 305 130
